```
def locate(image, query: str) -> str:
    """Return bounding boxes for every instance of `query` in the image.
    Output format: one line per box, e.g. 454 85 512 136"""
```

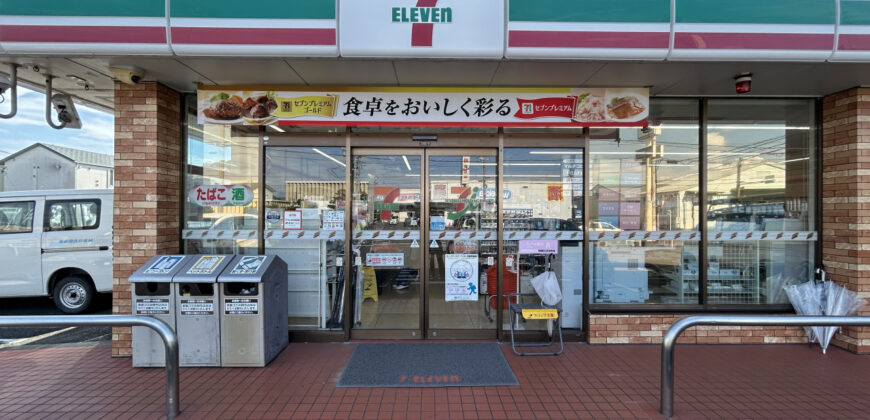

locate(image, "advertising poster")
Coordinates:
283 210 302 230
445 254 479 301
621 188 641 201
365 253 405 266
620 202 641 216
430 216 445 231
432 184 448 201
598 202 619 216
323 210 345 230
547 184 564 201
598 187 619 201
599 173 619 186
518 240 559 255
620 217 641 230
621 173 642 186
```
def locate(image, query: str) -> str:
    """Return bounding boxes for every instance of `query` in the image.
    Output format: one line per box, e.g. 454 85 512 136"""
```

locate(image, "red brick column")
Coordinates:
112 82 181 357
822 87 870 354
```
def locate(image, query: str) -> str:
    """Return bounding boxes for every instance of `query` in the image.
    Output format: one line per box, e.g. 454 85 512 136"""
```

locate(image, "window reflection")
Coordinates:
183 97 259 256
589 99 700 304
706 99 816 304
264 146 347 330
502 148 584 329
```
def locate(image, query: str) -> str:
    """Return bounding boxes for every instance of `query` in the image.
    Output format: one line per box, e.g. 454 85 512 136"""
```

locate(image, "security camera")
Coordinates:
51 93 82 129
109 66 144 85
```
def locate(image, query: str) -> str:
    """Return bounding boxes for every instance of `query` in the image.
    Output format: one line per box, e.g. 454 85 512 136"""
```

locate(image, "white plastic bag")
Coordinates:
531 271 562 306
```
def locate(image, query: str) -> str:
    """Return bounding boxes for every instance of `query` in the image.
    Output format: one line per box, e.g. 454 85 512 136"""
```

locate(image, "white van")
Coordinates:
0 189 112 313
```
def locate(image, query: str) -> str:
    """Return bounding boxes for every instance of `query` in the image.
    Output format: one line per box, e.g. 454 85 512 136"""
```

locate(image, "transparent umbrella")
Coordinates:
783 281 823 344
818 281 866 354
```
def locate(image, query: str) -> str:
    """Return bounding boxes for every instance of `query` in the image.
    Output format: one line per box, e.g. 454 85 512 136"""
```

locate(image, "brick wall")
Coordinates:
588 314 807 344
112 82 182 357
821 87 870 354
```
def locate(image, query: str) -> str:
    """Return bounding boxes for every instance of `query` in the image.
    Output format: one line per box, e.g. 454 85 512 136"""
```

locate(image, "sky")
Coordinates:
0 86 114 159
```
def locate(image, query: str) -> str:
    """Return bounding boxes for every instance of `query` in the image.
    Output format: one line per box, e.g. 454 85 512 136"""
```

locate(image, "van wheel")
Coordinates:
53 277 95 314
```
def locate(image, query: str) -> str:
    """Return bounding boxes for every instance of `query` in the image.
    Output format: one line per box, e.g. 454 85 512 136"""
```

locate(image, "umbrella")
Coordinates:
818 281 866 354
783 281 823 343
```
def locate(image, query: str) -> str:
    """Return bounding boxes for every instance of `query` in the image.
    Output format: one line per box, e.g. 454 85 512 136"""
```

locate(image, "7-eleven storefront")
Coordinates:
185 86 647 341
2 0 870 354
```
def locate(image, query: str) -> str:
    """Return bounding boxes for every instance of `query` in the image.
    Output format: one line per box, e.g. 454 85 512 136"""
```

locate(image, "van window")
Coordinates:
0 201 35 234
45 200 101 231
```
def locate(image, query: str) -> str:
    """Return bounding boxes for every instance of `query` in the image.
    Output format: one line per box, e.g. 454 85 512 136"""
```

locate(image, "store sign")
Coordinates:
197 87 649 127
341 0 503 58
189 185 253 207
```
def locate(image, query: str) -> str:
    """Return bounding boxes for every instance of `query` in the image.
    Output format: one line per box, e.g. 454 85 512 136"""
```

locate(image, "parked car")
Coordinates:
189 213 258 254
0 189 113 313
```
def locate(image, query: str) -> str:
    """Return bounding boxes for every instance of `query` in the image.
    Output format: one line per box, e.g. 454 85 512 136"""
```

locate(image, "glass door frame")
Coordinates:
347 147 500 340
425 148 499 340
348 148 427 339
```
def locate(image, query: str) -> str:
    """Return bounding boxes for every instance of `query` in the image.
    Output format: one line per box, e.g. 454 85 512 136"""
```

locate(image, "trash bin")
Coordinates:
172 255 233 367
130 255 190 367
218 255 288 367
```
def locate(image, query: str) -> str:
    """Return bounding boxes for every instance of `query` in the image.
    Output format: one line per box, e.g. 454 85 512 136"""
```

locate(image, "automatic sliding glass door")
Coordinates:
426 150 498 338
351 150 424 337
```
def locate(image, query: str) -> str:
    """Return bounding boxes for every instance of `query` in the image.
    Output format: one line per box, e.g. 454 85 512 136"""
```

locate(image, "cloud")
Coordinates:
0 85 114 157
708 133 726 148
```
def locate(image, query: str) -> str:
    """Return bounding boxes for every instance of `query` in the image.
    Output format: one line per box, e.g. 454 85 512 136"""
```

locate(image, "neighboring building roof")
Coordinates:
0 143 113 168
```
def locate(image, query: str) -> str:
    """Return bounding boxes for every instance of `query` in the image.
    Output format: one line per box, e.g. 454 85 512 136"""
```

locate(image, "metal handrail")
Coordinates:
0 315 179 419
661 315 870 418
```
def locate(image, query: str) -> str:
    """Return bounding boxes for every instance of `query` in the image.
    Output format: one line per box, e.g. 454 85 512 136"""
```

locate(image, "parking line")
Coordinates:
0 327 76 349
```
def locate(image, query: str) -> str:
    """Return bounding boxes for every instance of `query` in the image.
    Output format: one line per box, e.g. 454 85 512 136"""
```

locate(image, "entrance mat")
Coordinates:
337 343 519 387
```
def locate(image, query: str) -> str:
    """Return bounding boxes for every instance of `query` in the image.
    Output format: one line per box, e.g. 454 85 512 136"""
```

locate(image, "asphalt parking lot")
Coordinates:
0 293 112 349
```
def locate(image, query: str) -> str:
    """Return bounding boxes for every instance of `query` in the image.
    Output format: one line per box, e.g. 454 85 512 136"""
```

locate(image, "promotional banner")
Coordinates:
197 87 649 127
445 254 479 301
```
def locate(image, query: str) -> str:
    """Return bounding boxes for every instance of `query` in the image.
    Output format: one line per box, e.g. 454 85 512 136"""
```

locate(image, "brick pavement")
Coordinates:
1 342 869 419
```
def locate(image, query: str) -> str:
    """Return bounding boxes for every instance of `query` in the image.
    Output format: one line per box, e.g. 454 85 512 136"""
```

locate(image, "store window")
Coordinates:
183 96 259 255
264 146 347 330
706 99 816 304
589 99 700 304
501 148 585 329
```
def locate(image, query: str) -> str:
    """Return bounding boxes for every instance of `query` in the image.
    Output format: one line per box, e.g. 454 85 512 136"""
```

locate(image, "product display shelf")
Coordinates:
271 239 329 329
673 243 761 304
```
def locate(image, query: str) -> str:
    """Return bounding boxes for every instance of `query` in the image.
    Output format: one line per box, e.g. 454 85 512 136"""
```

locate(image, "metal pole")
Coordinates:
661 315 870 418
0 315 179 419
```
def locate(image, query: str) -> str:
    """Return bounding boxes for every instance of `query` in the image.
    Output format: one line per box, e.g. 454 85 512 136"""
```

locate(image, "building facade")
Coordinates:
1 0 870 355
0 143 114 191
